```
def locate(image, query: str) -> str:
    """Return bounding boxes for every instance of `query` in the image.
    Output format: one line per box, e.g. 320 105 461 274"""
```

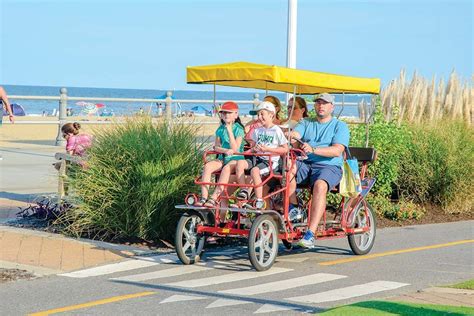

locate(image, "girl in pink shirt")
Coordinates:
61 122 93 156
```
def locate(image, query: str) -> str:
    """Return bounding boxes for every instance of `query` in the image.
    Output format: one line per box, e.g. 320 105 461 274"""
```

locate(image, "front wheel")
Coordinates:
248 214 279 271
175 214 205 264
348 202 376 255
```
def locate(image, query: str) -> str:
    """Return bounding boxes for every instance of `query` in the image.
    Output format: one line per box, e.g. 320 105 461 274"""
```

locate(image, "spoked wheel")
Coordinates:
248 214 279 271
348 202 376 255
175 214 206 264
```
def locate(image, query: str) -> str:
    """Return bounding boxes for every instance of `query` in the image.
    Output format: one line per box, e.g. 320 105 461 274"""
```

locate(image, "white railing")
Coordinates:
7 89 371 146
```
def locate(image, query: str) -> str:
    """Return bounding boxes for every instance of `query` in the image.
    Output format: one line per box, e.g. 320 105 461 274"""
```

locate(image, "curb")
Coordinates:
0 224 172 258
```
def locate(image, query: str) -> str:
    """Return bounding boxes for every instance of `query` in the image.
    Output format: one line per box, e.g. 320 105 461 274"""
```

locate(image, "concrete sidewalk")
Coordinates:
0 225 160 276
0 142 165 276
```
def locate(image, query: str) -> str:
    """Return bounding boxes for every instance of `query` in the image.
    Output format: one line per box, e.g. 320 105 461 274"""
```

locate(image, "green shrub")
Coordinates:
350 100 412 198
399 120 473 214
63 118 204 242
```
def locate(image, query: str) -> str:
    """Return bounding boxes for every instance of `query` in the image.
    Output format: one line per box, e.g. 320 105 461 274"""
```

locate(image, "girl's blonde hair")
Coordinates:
263 95 282 119
61 122 82 135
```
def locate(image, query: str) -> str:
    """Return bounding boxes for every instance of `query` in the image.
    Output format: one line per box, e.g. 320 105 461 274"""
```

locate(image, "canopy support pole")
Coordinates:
213 83 216 116
337 92 345 119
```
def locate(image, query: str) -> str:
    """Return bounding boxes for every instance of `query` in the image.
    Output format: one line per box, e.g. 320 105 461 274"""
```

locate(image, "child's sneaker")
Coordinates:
298 230 315 248
236 189 249 200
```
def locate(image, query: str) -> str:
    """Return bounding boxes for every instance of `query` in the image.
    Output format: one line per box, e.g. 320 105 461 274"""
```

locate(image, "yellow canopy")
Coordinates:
187 61 380 94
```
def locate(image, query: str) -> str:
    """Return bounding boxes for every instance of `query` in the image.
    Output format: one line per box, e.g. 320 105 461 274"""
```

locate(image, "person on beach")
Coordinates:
0 86 15 160
195 101 245 209
1 86 15 124
236 101 288 210
244 95 282 143
287 93 349 248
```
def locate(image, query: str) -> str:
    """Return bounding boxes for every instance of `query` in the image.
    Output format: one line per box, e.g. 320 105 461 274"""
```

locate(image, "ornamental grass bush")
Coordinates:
398 120 473 214
381 70 472 125
350 100 473 219
62 118 204 242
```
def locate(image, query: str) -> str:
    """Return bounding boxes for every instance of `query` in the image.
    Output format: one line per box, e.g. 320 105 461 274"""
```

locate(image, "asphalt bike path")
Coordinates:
0 221 472 315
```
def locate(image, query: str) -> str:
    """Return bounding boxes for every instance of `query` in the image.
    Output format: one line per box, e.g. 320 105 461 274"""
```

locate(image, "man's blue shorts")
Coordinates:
296 161 342 190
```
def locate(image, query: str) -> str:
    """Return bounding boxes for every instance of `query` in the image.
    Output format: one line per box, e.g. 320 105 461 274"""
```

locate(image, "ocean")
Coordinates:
3 85 367 117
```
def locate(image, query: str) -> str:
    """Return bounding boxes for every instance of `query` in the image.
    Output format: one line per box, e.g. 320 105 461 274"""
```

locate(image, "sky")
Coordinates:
0 0 472 91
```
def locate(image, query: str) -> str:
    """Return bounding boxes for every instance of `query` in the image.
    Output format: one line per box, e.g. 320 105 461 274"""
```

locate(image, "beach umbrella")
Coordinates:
95 103 105 108
76 102 98 115
75 101 89 106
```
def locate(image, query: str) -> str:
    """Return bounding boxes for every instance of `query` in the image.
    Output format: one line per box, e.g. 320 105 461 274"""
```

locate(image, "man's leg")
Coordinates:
308 180 329 233
299 163 340 248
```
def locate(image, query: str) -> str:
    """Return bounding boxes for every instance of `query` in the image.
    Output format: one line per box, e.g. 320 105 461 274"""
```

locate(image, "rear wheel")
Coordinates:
248 214 278 271
175 214 205 264
348 202 376 255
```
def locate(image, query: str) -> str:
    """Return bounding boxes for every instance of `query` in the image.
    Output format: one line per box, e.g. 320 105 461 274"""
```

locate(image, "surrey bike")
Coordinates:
175 61 381 271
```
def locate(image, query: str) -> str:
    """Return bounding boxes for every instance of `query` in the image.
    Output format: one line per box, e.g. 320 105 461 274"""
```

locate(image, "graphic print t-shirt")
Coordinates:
251 125 288 164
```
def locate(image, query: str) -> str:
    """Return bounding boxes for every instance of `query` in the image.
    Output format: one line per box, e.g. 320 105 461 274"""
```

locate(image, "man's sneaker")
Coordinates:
298 230 315 248
236 189 249 200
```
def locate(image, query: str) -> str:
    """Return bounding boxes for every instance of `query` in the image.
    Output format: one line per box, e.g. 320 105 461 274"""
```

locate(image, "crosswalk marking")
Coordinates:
111 265 210 282
160 258 179 264
59 258 161 278
167 267 293 288
276 257 309 263
254 304 300 314
220 273 346 295
205 250 240 256
159 295 207 304
205 298 250 309
288 280 409 303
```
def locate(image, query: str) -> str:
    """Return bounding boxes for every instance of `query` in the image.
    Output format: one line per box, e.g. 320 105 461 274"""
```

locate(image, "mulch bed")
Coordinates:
377 204 473 228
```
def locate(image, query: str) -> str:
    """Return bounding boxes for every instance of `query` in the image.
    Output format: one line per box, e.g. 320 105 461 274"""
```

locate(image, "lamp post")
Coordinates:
286 0 297 104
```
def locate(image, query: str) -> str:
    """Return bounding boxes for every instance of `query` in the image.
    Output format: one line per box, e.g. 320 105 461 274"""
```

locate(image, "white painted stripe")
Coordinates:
205 250 240 255
111 265 210 282
59 259 160 278
276 257 308 263
136 254 178 263
254 304 300 314
206 298 250 309
288 281 409 303
160 294 207 304
220 273 347 295
160 258 179 264
167 267 292 288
